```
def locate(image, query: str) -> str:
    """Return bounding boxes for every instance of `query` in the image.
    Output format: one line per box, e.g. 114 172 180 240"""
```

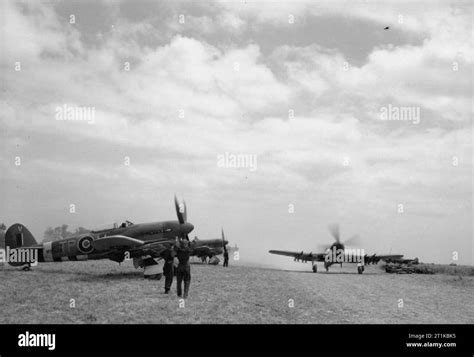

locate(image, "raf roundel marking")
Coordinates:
77 236 94 254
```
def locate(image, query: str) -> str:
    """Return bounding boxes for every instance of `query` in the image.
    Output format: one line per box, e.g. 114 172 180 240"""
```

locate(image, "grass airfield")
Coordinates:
0 260 473 324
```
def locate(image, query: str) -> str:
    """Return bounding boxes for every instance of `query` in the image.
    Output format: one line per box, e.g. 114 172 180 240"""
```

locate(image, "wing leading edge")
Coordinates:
268 250 325 262
91 236 145 251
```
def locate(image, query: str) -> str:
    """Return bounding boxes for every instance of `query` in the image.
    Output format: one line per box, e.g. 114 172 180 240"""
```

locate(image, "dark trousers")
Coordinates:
223 258 229 267
163 261 174 292
176 264 191 298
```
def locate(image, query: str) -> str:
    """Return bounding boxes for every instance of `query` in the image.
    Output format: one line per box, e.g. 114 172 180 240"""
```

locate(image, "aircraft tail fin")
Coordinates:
5 223 38 249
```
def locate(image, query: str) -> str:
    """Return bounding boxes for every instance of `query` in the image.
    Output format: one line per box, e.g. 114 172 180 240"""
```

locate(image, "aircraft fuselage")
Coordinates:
30 220 194 263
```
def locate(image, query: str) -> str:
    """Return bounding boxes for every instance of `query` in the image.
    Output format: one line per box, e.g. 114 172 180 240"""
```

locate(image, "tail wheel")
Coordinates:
22 264 31 271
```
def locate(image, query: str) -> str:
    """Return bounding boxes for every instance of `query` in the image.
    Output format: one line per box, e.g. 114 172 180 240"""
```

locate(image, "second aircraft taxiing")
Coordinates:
269 224 407 274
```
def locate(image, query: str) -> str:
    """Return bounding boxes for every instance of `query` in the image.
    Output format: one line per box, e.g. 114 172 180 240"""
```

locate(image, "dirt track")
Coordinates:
0 261 472 324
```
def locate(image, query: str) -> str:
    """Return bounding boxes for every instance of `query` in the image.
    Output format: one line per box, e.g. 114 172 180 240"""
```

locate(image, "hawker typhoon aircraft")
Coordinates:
192 229 229 265
3 196 194 279
269 224 404 274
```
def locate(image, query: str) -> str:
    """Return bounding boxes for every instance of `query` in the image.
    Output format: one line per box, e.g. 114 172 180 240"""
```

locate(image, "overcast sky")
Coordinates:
1 0 472 267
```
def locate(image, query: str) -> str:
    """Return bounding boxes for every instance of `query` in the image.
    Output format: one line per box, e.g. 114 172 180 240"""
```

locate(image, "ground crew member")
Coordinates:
223 249 229 267
175 237 193 299
163 246 176 294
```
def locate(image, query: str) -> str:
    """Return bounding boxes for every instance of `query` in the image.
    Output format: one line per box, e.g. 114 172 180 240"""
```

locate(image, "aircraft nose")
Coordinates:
223 240 229 246
185 222 194 233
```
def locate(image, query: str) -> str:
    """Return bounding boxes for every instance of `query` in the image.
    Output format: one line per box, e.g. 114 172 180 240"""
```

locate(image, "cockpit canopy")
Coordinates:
91 220 134 234
117 220 134 228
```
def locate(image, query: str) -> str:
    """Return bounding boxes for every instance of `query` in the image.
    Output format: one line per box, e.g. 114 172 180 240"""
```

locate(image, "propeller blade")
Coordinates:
221 228 227 252
175 195 186 224
328 223 340 243
182 199 187 223
343 234 360 247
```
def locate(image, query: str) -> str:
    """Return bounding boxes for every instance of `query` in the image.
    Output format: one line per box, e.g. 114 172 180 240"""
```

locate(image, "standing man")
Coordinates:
223 249 229 267
163 245 176 294
175 237 193 299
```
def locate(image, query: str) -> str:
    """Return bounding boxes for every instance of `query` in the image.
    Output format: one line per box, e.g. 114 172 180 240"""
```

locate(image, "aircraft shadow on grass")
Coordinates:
269 268 379 275
72 271 144 282
5 267 144 281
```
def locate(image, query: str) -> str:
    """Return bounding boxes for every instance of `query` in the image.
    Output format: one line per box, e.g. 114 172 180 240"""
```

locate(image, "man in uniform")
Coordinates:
163 245 176 294
175 237 193 299
223 249 229 267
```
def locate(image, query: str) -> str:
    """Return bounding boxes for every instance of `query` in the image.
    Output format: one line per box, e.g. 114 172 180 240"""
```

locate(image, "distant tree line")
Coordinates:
43 225 90 242
0 223 91 247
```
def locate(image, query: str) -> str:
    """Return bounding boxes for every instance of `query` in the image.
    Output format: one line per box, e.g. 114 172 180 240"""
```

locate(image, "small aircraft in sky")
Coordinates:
269 224 405 274
3 196 195 279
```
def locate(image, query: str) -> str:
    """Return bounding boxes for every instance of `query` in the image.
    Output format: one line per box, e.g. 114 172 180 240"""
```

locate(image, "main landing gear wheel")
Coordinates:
312 264 317 273
143 258 164 280
357 265 364 274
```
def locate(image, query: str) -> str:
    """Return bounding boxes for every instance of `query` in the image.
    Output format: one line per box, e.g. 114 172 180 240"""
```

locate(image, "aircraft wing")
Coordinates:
269 250 325 262
91 236 145 251
376 254 404 261
364 254 404 264
92 236 173 261
376 254 403 261
138 241 172 257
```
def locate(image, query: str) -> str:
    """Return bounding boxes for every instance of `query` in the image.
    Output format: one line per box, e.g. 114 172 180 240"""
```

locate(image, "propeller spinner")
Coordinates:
318 224 361 252
222 228 229 253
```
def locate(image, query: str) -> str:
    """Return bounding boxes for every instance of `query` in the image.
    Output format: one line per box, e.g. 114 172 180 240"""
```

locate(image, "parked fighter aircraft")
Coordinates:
3 196 194 279
192 229 229 264
269 224 404 274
